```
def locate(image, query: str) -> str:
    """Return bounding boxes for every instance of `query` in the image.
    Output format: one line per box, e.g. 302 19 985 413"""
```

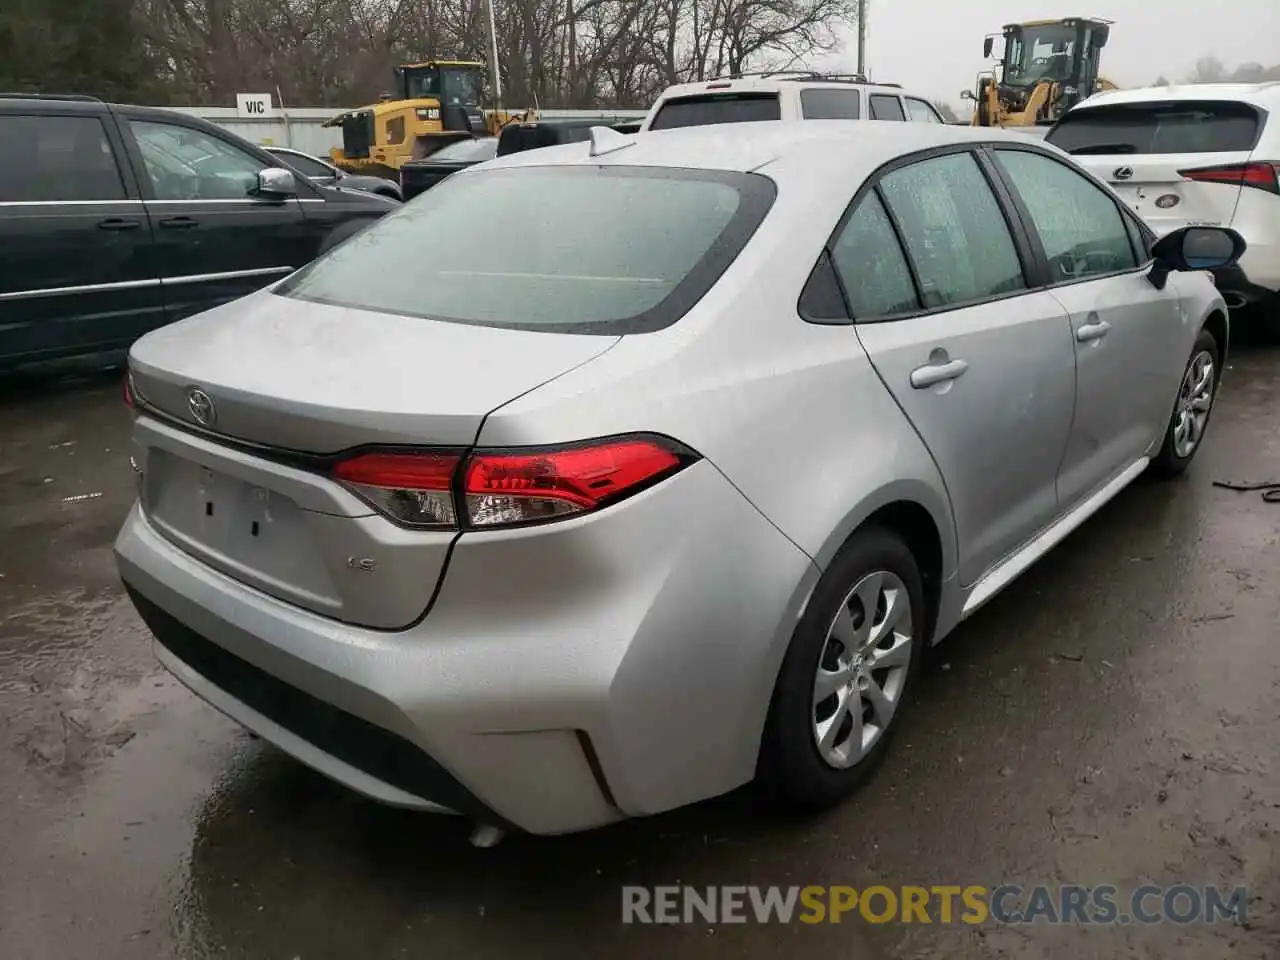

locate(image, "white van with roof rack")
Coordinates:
639 72 948 131
1046 82 1280 319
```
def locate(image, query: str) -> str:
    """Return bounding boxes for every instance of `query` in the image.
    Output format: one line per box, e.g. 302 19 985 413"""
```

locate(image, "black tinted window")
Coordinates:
1046 101 1262 155
995 149 1136 281
272 151 333 177
869 95 906 121
830 192 919 319
650 94 781 129
801 89 861 119
880 152 1026 308
0 115 125 202
277 166 776 335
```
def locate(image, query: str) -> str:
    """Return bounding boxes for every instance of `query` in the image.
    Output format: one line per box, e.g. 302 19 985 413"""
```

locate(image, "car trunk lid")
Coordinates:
127 290 618 628
1048 98 1265 235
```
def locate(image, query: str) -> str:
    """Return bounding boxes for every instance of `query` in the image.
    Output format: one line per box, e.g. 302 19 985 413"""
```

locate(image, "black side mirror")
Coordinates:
1147 226 1246 289
983 37 995 58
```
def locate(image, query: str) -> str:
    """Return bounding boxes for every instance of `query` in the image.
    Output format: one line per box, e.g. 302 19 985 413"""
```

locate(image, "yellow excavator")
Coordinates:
965 17 1119 127
325 60 534 179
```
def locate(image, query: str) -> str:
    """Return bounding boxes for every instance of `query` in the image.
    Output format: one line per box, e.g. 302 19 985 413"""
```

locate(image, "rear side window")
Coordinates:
879 152 1026 308
905 98 943 123
801 89 861 119
1046 101 1262 155
830 193 919 318
276 166 776 335
0 115 126 202
869 95 906 121
650 94 781 130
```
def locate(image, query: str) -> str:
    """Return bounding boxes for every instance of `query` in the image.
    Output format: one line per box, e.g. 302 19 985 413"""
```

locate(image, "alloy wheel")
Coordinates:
1172 350 1215 459
811 570 914 769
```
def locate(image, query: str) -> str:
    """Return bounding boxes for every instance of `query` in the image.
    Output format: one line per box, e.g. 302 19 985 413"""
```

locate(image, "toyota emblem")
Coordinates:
1113 166 1134 181
187 388 216 427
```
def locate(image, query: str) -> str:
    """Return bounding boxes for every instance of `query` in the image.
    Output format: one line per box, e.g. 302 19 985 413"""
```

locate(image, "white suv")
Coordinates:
1047 82 1280 318
639 72 947 131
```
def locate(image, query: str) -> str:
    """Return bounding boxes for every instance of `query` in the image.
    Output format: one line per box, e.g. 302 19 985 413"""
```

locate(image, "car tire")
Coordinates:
1149 328 1221 478
759 526 927 810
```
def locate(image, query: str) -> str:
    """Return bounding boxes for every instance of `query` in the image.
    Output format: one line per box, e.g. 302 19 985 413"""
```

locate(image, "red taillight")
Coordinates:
1179 161 1280 194
123 375 134 410
332 451 461 528
463 437 685 527
329 436 693 530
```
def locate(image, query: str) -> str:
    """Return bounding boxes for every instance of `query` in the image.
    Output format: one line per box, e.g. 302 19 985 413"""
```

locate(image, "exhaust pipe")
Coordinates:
1222 292 1248 310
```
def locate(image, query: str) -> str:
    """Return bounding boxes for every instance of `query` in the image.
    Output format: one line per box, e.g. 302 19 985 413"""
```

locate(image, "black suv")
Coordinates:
0 95 397 372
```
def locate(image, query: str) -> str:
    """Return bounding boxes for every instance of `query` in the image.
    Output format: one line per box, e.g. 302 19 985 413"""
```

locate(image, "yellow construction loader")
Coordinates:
965 17 1119 128
325 60 533 179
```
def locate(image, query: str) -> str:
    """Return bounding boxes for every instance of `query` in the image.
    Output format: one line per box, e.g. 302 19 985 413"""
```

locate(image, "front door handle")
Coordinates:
158 216 199 230
910 358 969 389
97 217 141 231
1075 319 1111 342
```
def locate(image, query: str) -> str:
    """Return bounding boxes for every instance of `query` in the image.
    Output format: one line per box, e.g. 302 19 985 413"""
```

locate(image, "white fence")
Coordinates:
167 105 650 157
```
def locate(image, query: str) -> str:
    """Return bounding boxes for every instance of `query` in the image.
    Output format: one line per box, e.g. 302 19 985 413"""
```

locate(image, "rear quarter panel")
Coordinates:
476 166 960 589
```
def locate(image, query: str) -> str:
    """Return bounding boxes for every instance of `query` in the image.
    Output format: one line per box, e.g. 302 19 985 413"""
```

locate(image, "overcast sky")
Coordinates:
816 0 1278 110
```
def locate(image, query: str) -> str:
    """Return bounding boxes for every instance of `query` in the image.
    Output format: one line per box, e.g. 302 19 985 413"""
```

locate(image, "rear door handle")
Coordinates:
97 217 141 231
1075 320 1111 342
910 358 969 389
158 216 198 230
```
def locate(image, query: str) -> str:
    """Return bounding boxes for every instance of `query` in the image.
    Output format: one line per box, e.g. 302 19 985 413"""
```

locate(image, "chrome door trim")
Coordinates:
961 456 1150 618
0 276 163 302
161 266 294 286
0 199 146 208
0 266 293 302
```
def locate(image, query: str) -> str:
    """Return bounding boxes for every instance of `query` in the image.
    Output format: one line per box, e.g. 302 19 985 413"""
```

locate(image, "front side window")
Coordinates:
869 95 906 121
0 115 125 202
276 166 776 334
830 192 918 319
650 94 782 130
129 120 265 200
879 152 1025 308
994 149 1136 281
801 89 861 119
1003 24 1077 87
905 98 943 123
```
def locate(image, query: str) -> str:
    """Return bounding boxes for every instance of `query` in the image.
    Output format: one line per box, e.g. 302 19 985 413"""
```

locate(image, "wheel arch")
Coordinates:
800 481 957 649
1201 308 1229 367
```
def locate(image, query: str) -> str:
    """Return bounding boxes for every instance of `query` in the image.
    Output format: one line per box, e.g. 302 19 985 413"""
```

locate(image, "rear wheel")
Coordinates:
1150 328 1220 477
760 527 926 809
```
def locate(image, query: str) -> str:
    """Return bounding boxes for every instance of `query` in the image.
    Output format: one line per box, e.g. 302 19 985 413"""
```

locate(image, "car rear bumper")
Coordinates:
115 459 817 835
1211 263 1280 307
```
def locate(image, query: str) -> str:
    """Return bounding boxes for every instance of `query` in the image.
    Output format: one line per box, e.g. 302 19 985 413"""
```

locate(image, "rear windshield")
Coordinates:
275 166 776 334
1047 101 1263 155
650 93 781 130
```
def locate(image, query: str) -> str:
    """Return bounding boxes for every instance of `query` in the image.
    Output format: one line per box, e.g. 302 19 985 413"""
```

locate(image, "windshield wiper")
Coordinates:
1067 143 1138 156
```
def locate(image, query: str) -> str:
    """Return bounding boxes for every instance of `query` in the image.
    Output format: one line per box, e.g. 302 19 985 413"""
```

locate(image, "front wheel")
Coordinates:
759 527 926 809
1150 328 1220 477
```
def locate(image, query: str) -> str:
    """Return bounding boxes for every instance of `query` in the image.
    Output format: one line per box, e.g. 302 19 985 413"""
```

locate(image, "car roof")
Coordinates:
1073 81 1280 111
653 77 910 101
478 119 1048 179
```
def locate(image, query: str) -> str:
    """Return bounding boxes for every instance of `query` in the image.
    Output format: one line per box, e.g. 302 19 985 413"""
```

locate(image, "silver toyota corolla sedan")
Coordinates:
116 121 1243 838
